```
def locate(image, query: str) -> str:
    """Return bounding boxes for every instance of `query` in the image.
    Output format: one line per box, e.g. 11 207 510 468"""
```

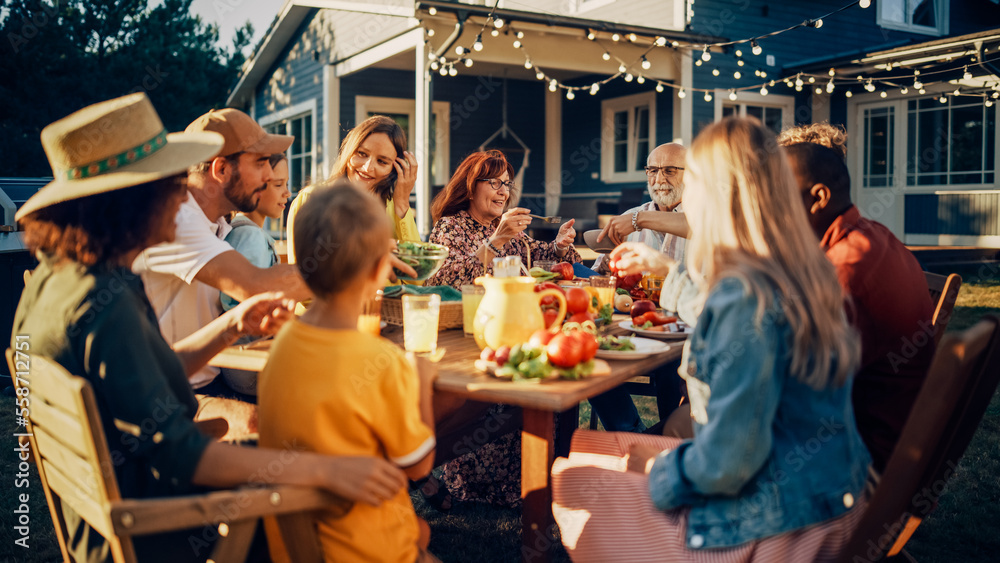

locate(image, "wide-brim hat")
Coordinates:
16 93 224 221
185 107 293 157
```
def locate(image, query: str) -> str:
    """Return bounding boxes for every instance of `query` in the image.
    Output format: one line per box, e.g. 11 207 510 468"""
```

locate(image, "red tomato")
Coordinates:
540 295 559 308
566 287 590 314
534 282 565 294
546 333 584 368
542 308 560 329
570 331 598 361
568 311 595 324
529 329 555 348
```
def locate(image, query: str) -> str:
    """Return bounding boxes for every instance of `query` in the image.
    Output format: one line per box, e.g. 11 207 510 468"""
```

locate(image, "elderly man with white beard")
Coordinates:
593 142 688 272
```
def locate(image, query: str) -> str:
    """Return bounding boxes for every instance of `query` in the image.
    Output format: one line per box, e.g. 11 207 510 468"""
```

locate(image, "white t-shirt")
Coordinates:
133 194 234 388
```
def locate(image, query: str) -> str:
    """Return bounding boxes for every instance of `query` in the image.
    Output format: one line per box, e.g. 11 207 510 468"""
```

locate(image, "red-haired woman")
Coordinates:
426 150 581 288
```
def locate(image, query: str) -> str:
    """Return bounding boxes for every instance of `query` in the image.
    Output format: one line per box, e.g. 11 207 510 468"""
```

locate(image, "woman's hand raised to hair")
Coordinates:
392 151 418 218
322 456 408 506
230 292 296 338
608 242 674 278
492 207 532 247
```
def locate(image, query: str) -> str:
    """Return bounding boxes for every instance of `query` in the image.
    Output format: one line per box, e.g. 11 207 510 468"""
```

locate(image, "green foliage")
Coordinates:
0 0 253 177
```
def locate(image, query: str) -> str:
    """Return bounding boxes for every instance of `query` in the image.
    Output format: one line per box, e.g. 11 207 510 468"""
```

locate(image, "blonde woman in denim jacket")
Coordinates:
551 117 871 562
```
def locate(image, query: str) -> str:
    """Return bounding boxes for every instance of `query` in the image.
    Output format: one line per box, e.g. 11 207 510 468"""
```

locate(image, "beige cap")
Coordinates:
17 93 223 221
185 108 293 157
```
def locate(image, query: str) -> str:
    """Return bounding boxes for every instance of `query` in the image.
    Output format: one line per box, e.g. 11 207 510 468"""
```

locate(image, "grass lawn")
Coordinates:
1 263 998 562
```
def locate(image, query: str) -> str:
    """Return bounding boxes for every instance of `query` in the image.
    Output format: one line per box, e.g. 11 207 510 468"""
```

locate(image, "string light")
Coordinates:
808 18 823 28
612 33 620 41
865 80 876 92
751 39 762 56
516 31 524 39
845 90 853 98
448 66 458 76
859 0 871 8
624 73 634 82
428 6 437 15
430 61 439 70
549 79 557 92
628 33 637 42
702 46 712 61
587 30 596 41
602 51 611 61
760 85 769 95
493 17 504 28
472 34 484 51
618 63 627 73
638 75 647 84
826 80 835 93
535 70 544 80
939 95 948 103
808 76 816 83
734 70 742 79
987 99 994 107
427 29 435 37
656 83 664 92
737 59 745 67
829 68 836 77
900 87 908 94
704 91 713 102
880 90 887 98
655 37 667 47
465 58 474 67
641 56 651 70
695 59 703 66
963 66 973 80
919 88 927 94
815 87 823 95
513 39 522 49
729 90 738 101
590 83 600 95
712 68 720 76
455 46 465 55
524 59 532 69
439 66 448 76
566 90 575 100
491 28 499 37
735 49 743 57
678 88 686 98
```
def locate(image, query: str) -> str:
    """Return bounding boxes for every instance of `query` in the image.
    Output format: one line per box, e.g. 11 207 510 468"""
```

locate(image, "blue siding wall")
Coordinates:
339 69 547 195
560 77 675 197
906 193 1000 236
688 0 1000 135
254 10 325 154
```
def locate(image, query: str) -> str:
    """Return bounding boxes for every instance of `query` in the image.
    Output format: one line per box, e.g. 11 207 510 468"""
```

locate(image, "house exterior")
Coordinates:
227 0 1000 246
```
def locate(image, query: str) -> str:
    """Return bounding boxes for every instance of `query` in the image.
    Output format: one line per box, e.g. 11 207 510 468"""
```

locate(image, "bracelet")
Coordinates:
631 210 640 233
485 239 503 256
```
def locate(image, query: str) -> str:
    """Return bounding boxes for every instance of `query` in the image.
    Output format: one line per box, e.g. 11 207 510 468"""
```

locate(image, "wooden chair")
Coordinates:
6 349 345 563
836 315 1000 562
925 271 962 349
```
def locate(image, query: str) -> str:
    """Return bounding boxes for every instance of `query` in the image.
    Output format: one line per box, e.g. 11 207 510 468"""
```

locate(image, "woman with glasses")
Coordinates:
426 150 580 289
286 115 420 263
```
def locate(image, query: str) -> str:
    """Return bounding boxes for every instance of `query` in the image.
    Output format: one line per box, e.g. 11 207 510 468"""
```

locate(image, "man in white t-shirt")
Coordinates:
134 109 308 433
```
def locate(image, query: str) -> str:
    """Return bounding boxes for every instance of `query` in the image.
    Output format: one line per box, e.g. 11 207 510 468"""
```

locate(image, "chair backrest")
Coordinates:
5 349 129 562
925 271 962 349
837 315 1000 562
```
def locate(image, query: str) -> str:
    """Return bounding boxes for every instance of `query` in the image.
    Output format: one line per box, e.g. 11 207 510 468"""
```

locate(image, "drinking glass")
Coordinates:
461 285 485 337
402 294 441 354
357 289 383 336
589 276 616 310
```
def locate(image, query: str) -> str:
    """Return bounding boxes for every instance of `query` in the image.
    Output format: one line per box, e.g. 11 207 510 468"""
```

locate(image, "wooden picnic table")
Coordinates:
209 317 684 561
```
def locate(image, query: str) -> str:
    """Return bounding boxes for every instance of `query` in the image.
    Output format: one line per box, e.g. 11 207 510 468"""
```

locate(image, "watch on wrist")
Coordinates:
631 210 640 233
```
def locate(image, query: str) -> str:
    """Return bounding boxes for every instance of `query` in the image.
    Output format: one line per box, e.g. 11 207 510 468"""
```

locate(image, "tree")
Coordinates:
0 0 252 177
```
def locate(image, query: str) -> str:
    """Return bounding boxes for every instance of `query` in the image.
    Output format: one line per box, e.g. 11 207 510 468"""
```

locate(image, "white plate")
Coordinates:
618 320 692 340
596 337 672 360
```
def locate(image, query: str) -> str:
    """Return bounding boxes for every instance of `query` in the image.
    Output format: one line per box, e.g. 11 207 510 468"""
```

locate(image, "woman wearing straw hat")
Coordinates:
12 93 407 562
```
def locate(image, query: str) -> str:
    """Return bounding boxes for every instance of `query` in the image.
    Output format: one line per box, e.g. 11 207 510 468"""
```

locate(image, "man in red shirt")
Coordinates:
782 140 935 472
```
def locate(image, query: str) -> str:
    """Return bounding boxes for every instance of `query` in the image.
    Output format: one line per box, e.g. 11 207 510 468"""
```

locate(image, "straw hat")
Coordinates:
16 93 224 220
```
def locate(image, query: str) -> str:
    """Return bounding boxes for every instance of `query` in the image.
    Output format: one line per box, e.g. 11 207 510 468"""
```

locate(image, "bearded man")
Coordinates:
593 142 687 272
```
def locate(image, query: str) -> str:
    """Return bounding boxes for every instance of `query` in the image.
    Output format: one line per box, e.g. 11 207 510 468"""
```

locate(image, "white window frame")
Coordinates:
258 99 317 193
355 96 451 185
877 0 949 37
713 90 794 132
601 91 656 184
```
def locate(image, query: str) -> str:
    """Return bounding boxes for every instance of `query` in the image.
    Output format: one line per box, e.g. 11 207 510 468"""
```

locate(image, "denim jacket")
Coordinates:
647 276 871 549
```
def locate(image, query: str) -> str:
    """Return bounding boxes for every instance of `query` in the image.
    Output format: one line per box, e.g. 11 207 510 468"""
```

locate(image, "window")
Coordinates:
878 0 948 36
264 113 313 195
354 96 451 185
906 97 995 186
602 92 655 183
715 91 793 135
863 106 895 188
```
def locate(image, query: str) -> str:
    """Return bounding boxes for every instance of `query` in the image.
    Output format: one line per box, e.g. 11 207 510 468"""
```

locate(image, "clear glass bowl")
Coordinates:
393 242 450 281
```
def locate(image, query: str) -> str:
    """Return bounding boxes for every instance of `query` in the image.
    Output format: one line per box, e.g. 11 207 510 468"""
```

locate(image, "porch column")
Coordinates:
674 51 693 145
415 40 433 239
544 89 562 217
322 65 340 179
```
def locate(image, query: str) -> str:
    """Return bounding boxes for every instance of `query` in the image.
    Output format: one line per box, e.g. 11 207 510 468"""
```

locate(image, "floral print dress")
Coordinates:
426 210 581 289
429 210 581 506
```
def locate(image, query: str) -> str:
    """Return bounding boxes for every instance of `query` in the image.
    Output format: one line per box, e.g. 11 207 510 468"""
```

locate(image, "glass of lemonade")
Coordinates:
589 276 616 310
402 294 441 354
357 289 383 336
461 284 485 337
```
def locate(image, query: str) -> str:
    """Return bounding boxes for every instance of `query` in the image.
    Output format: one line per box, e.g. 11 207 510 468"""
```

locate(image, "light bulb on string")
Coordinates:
865 80 875 92
656 83 664 92
624 73 634 82
826 80 835 93
919 88 926 94
602 51 611 61
808 76 816 83
493 17 504 28
939 95 948 103
879 90 887 98
829 68 836 77
427 29 436 37
701 46 711 61
845 90 853 98
734 70 741 79
455 46 465 55
473 34 483 51
587 31 596 41
612 33 620 41
914 79 923 89
566 90 575 100
641 57 651 70
628 33 637 42
695 59 703 66
729 90 738 101
900 87 908 94
994 91 1000 99
428 52 437 60
428 6 437 15
430 61 439 70
712 67 720 76
590 83 600 95
490 29 499 37
637 75 645 84
963 66 972 80
548 80 558 92
737 58 745 67
536 70 545 80
760 70 767 78
449 66 458 76
524 59 532 69
751 39 762 56
810 18 823 28
655 37 667 47
859 0 871 8
513 40 521 49
619 63 627 73
760 86 769 95
795 75 804 88
735 49 743 57
815 87 823 95
986 99 994 107
704 91 713 102
671 40 680 47
678 88 686 98
953 87 961 96
465 58 474 68
516 31 524 39
439 66 448 76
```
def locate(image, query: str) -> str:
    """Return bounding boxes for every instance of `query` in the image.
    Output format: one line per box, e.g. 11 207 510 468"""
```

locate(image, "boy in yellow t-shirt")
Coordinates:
259 180 438 563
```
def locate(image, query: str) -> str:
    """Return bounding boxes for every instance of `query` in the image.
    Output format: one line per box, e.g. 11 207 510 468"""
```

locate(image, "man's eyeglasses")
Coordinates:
644 166 684 178
479 178 515 191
